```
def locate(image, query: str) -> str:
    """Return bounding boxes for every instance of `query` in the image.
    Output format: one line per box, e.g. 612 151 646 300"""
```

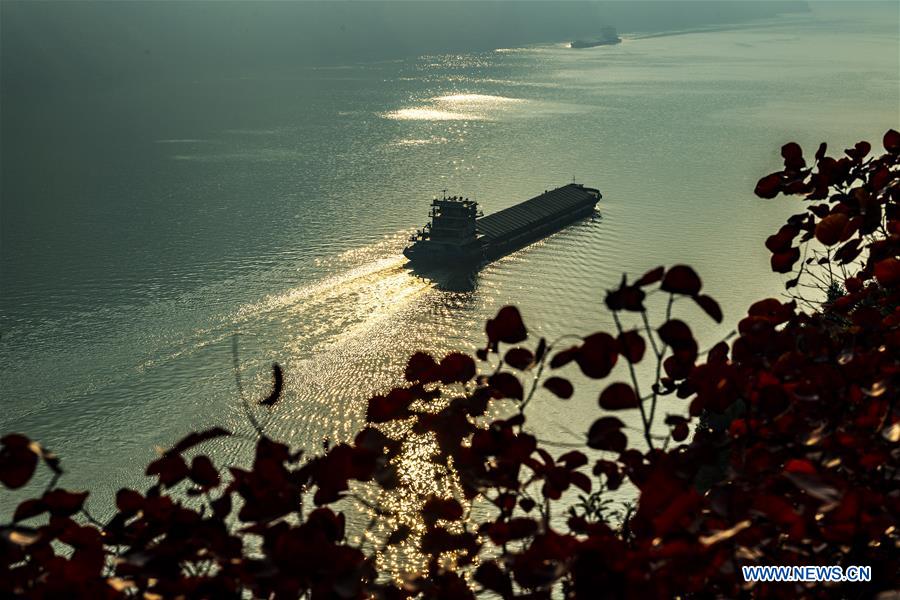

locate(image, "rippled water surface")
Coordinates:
1 6 898 550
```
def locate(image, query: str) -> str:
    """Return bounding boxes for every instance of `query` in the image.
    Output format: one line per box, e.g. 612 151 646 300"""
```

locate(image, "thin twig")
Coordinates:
232 334 264 437
612 311 652 448
647 294 674 432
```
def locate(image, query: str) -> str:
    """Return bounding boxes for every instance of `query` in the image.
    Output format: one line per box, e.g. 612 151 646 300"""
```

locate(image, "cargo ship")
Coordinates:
403 183 601 266
570 26 622 49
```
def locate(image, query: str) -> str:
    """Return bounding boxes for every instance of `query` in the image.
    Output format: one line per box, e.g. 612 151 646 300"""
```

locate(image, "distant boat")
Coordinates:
570 26 622 49
403 183 601 267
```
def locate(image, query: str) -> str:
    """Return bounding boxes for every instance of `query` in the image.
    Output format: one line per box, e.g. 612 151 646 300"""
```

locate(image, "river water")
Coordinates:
1 4 898 545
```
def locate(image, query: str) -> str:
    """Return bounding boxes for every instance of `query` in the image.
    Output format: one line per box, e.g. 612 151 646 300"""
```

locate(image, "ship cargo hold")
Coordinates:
403 183 601 266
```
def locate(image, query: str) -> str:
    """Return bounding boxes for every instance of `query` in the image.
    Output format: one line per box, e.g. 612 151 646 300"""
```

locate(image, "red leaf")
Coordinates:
844 276 863 293
707 341 729 364
617 330 646 363
421 527 478 555
748 298 795 321
874 258 900 286
575 333 618 379
170 427 232 455
212 494 232 520
306 507 346 543
366 388 414 423
489 372 524 400
693 294 723 323
784 178 811 194
0 434 39 489
14 499 46 522
844 141 871 160
405 351 439 383
770 247 800 273
808 203 830 218
598 383 640 410
543 376 574 399
883 128 900 154
852 306 882 330
605 284 646 312
190 455 220 489
486 306 527 345
559 453 588 473
504 347 534 371
115 489 144 515
587 417 627 452
570 471 592 493
146 453 189 487
439 352 476 383
549 346 578 369
783 459 816 474
475 562 513 598
635 266 665 286
387 525 412 545
660 265 702 296
658 319 695 350
833 238 862 264
593 460 623 489
423 496 464 524
781 142 805 170
354 427 394 454
814 142 827 161
755 172 783 198
484 517 538 545
765 225 798 253
259 363 283 406
815 213 849 246
672 422 689 442
663 353 695 380
509 517 540 540
872 166 891 191
42 489 88 517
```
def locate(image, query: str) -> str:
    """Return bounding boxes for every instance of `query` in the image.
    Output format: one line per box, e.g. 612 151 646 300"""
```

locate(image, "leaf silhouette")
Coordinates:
259 362 283 406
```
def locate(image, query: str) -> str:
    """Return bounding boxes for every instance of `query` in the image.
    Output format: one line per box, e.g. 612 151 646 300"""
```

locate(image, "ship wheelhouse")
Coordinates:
410 194 482 245
405 193 483 263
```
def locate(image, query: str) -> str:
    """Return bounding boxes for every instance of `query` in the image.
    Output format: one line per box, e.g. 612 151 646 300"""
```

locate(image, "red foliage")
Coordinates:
0 435 38 489
485 306 527 347
616 329 646 363
660 264 702 296
543 376 574 399
597 383 640 410
3 131 898 598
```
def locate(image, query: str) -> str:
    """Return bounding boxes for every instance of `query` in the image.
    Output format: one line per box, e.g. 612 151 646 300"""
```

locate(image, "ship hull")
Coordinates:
402 242 482 266
570 39 621 49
